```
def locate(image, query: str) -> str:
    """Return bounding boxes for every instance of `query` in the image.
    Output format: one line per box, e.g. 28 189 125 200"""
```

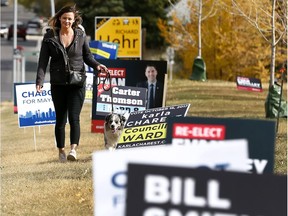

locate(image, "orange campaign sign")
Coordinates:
95 17 142 58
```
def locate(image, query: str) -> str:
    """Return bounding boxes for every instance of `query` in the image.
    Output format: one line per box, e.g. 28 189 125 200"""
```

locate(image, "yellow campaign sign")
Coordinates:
118 123 167 144
95 16 141 58
116 104 190 149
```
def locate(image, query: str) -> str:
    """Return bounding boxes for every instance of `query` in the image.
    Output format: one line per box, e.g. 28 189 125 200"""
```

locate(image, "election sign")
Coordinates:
116 104 190 149
15 83 55 127
92 140 249 216
236 76 263 92
89 40 118 59
83 63 96 102
13 82 33 114
166 116 276 174
126 164 287 216
91 59 167 133
95 16 141 58
84 72 94 102
96 85 147 116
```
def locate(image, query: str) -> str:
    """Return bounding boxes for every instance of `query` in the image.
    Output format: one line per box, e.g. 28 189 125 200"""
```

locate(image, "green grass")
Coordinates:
1 79 287 215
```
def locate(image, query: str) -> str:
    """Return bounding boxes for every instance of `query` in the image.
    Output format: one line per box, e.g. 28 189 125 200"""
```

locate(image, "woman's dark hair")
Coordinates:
48 5 82 32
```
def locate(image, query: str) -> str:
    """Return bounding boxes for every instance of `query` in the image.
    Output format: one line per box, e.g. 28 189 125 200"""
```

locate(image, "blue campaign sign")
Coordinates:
15 83 56 128
89 40 118 59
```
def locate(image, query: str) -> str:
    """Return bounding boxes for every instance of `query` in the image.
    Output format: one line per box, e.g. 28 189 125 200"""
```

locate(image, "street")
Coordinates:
1 3 44 103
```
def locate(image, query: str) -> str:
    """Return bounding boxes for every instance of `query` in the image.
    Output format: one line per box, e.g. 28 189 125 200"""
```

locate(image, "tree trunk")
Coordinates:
198 0 202 57
270 0 276 87
286 0 288 73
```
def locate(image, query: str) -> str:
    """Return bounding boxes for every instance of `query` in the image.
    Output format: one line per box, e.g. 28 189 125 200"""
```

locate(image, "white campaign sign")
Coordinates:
16 83 55 127
85 72 94 102
92 139 249 216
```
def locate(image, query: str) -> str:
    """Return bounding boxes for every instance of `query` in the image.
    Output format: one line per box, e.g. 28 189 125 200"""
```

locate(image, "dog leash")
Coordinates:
96 70 114 113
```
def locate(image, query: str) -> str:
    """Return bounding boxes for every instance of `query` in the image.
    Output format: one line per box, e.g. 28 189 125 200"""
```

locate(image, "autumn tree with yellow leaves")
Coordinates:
228 0 287 86
158 0 285 82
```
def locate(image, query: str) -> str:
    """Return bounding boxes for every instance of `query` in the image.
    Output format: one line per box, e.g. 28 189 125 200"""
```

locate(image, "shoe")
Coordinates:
67 149 77 161
59 152 67 163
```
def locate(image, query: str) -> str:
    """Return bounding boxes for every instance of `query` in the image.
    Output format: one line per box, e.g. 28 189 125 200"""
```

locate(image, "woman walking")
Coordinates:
36 5 108 162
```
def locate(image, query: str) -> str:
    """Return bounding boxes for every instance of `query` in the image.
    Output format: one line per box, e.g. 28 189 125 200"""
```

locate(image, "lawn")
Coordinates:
1 79 286 215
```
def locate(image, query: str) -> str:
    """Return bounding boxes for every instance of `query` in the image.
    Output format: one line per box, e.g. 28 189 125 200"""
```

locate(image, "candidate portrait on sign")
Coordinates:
136 65 164 109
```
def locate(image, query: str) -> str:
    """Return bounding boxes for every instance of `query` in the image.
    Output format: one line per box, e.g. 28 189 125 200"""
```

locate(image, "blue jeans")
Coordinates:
51 84 85 149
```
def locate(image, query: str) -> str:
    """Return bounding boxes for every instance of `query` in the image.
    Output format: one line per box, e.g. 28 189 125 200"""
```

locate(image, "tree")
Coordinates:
19 0 51 16
168 0 218 57
19 0 125 37
74 0 125 38
226 0 287 86
123 0 169 48
19 0 169 48
158 0 271 80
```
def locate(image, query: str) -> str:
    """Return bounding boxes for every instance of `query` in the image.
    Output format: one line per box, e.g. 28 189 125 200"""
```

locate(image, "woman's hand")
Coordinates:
97 64 108 73
36 85 42 93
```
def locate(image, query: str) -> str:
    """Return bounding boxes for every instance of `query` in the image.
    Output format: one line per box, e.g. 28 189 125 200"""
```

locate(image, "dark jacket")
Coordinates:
36 28 100 86
136 80 164 108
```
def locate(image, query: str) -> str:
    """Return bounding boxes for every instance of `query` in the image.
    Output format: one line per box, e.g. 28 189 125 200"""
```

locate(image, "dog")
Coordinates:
104 113 126 150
